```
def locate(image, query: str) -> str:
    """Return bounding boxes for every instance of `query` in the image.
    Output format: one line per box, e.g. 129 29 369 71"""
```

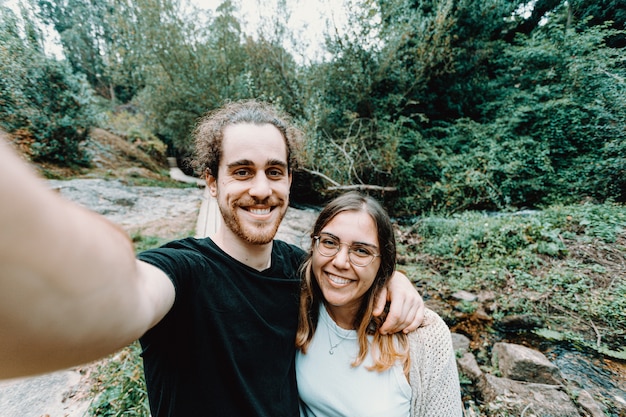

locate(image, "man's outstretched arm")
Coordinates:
0 139 175 379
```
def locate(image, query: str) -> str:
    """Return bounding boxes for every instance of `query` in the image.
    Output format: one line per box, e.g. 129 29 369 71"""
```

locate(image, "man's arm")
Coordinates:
0 139 175 379
374 270 424 334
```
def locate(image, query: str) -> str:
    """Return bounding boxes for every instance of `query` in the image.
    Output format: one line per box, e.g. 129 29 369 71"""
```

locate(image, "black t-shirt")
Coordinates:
137 237 305 417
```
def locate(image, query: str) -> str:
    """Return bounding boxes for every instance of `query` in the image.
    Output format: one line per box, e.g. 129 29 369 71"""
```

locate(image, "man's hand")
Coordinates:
374 270 424 334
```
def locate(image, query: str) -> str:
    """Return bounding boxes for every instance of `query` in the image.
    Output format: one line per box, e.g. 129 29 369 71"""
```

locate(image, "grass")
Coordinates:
397 202 626 357
88 342 149 416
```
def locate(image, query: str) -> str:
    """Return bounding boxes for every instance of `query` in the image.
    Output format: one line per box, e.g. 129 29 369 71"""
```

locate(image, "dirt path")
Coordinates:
0 371 91 417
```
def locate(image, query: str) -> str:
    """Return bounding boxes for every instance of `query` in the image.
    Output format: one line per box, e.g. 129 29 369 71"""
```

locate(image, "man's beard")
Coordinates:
218 197 287 245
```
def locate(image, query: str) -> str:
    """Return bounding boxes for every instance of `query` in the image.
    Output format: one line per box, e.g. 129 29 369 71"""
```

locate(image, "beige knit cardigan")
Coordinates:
408 308 464 417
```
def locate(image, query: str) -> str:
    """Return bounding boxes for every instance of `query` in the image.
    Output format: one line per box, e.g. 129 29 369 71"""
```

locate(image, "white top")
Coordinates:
296 304 412 417
297 306 464 417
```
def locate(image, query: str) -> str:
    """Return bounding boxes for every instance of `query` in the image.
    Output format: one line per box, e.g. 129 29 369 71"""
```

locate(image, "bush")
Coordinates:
99 107 168 164
0 6 94 166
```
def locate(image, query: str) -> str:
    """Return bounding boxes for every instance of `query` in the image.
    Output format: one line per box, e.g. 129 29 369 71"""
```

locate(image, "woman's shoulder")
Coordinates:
407 308 455 373
420 308 449 328
407 308 452 344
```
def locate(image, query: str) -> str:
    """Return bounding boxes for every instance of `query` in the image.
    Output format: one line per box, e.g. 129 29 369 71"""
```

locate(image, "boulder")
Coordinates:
477 373 581 416
492 342 565 385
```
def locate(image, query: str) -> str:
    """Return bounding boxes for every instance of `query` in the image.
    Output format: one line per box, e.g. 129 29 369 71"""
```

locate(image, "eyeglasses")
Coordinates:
313 234 380 267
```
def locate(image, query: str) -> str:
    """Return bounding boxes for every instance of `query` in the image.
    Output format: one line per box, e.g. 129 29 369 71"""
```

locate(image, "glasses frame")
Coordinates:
313 235 380 267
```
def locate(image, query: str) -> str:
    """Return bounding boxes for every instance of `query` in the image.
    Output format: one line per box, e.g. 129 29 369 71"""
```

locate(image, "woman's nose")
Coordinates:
331 244 351 268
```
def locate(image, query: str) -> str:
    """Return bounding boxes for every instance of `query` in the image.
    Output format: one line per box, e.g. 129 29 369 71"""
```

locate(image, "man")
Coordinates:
0 100 423 416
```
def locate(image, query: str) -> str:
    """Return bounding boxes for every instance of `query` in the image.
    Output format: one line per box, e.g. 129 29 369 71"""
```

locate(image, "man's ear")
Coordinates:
206 171 217 197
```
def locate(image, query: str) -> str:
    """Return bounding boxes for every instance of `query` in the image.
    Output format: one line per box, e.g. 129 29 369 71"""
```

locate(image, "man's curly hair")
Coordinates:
192 100 302 178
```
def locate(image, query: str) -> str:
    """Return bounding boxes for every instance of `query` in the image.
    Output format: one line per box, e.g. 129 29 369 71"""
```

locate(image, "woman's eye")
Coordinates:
353 246 373 256
321 238 338 248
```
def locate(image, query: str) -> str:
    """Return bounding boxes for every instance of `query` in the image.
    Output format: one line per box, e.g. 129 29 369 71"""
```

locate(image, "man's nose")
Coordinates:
249 172 272 198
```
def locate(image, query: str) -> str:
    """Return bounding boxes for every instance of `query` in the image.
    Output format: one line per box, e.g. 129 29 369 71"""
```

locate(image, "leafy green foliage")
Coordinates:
390 18 625 214
98 107 168 164
298 1 622 215
89 342 150 417
32 0 141 101
0 5 94 166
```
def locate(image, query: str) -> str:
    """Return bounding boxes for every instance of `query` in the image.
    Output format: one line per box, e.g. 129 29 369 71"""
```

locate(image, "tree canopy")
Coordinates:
1 0 624 214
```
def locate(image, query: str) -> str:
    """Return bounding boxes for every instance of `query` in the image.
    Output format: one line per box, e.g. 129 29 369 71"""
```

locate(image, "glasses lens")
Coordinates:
315 236 376 266
316 236 339 256
349 251 374 267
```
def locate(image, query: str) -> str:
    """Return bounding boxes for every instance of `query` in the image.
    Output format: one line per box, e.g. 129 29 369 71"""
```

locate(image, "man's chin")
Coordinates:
241 224 280 245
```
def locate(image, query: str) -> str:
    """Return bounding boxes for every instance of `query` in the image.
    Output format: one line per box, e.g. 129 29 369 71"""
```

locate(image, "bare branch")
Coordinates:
327 184 397 192
299 168 341 187
301 169 396 193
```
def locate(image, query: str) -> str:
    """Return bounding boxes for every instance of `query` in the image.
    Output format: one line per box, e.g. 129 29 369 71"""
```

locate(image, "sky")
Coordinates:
196 0 349 61
3 0 348 62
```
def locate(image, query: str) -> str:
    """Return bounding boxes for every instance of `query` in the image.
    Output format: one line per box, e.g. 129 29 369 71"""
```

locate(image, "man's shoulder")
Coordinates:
273 239 306 256
140 236 210 252
136 237 216 267
271 239 307 275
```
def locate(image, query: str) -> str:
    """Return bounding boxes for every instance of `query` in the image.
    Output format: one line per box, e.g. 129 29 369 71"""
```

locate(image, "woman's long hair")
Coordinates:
295 192 409 374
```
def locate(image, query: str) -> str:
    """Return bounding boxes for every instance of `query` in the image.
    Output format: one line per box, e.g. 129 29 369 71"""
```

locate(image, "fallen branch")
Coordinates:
588 319 602 348
300 168 397 193
327 184 397 192
300 168 340 187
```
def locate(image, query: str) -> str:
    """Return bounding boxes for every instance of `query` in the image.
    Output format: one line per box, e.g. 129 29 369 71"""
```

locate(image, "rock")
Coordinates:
493 342 565 385
451 333 471 355
457 352 483 382
477 291 496 302
478 373 581 416
275 206 319 248
451 290 477 302
0 369 91 417
497 314 544 331
575 389 606 417
47 179 203 234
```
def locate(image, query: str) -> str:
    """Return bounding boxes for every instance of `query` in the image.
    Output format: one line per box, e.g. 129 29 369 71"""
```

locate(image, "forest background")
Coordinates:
1 0 625 215
1 0 626 415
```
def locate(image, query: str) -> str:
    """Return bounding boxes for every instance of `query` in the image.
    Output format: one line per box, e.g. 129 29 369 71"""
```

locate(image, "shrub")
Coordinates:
0 6 94 166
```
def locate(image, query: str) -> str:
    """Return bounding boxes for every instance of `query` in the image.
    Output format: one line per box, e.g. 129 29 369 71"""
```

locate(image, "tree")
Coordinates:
0 4 94 166
413 18 626 212
569 0 626 46
299 0 457 198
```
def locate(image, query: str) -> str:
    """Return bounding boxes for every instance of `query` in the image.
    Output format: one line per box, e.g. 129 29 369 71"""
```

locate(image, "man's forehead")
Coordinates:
226 158 288 169
220 124 288 169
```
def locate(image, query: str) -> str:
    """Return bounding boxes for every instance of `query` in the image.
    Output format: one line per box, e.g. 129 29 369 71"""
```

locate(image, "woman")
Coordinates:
296 192 463 417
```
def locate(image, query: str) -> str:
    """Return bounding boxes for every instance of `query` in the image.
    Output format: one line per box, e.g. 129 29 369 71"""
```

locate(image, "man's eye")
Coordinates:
233 169 251 177
267 168 284 178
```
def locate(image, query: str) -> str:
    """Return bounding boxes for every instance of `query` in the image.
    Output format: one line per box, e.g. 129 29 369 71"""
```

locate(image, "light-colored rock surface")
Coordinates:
0 370 91 417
